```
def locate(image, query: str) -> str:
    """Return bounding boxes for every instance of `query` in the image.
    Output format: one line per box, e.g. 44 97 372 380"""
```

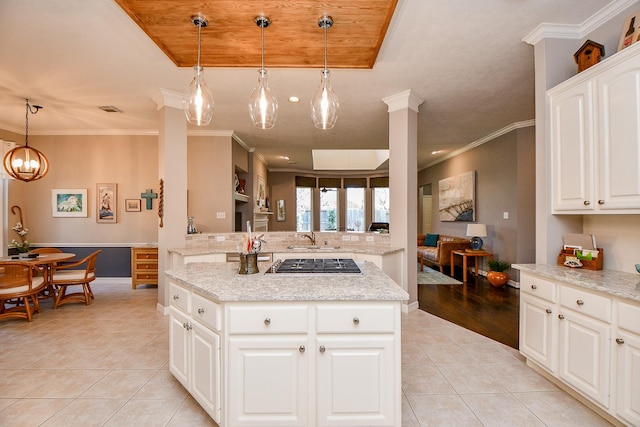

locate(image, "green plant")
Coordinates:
487 258 510 272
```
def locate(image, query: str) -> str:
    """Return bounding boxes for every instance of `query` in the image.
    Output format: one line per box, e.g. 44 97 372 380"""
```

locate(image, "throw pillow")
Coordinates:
424 233 439 247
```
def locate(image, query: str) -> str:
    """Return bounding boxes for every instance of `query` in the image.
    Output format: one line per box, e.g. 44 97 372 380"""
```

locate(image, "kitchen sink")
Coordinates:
286 245 341 250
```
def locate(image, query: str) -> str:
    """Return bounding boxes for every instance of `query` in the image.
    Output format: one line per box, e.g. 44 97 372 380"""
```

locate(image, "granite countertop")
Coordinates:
513 264 640 303
165 261 409 303
168 244 403 257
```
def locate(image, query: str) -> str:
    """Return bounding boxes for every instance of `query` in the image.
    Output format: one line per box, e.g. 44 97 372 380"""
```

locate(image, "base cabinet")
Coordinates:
520 294 557 371
615 330 640 426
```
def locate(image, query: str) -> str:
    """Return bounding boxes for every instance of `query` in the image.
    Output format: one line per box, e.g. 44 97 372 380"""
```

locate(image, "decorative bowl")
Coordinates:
636 264 640 274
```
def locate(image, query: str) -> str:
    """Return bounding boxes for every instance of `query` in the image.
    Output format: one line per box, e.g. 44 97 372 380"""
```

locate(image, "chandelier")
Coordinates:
3 99 49 182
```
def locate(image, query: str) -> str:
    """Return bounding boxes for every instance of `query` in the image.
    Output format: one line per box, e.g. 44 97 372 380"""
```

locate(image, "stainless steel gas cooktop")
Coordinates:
266 258 362 274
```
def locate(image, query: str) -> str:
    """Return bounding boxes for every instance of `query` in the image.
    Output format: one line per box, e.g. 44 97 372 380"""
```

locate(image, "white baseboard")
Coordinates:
402 301 419 313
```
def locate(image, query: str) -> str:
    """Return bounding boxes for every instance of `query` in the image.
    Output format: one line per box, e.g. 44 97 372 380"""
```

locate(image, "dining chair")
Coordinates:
51 250 101 308
29 247 63 254
0 261 47 322
28 247 65 300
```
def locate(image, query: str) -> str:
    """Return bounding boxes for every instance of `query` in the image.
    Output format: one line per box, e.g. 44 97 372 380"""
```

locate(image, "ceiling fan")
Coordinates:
320 187 337 193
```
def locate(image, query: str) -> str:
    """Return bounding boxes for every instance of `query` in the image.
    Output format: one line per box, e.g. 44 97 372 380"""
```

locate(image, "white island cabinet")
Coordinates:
515 265 640 426
166 261 408 427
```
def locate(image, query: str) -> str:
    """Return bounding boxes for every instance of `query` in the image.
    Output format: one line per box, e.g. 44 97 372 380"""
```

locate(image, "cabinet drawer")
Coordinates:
134 262 157 271
133 272 158 281
192 293 222 331
316 304 396 333
134 251 158 261
618 301 640 335
228 304 309 334
169 282 191 313
520 274 556 303
560 286 611 323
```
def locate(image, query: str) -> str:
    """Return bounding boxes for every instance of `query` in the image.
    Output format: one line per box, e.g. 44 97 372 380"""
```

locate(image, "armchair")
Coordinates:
0 261 46 321
51 250 101 308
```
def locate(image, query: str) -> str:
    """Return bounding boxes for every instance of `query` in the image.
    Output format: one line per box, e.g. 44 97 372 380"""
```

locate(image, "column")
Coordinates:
153 88 188 310
382 90 425 311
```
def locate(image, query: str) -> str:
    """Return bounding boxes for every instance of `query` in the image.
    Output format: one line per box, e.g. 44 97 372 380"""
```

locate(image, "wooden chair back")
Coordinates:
0 261 46 321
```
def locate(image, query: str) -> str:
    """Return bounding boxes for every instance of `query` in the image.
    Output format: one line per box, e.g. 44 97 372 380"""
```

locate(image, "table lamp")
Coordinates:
466 223 487 251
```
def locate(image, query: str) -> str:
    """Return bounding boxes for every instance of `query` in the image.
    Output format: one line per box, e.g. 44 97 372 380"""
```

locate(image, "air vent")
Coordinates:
98 105 123 113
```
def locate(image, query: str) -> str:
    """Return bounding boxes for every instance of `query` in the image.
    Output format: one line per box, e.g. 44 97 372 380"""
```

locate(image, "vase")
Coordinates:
487 271 509 287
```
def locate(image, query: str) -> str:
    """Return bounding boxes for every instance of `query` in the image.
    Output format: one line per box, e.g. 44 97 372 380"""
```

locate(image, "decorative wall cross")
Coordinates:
141 188 158 210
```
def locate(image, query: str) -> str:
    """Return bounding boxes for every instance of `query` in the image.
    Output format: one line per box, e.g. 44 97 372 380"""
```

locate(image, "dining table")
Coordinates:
0 253 76 300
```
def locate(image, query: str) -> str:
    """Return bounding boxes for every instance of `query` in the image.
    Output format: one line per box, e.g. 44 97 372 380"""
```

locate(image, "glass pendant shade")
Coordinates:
3 146 49 182
183 65 214 126
183 16 213 127
249 69 278 129
311 69 339 129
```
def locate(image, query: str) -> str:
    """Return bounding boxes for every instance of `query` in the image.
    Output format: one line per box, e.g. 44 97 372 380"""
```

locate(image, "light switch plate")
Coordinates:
503 212 509 219
216 236 225 242
216 212 226 219
366 236 375 242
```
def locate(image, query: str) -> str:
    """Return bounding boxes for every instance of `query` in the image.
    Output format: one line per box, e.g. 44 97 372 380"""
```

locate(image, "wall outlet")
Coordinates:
350 235 360 241
216 212 226 219
342 235 351 241
366 236 375 242
216 236 225 242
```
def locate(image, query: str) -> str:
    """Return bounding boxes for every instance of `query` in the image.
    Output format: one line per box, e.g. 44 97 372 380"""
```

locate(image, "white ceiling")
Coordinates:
0 0 613 171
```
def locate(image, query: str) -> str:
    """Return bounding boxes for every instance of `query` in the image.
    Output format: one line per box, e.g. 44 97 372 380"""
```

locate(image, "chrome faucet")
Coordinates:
301 231 316 245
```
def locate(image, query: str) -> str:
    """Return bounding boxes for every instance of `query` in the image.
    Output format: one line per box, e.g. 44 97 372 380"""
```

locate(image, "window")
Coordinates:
296 187 312 232
373 187 390 222
319 188 337 231
346 187 365 231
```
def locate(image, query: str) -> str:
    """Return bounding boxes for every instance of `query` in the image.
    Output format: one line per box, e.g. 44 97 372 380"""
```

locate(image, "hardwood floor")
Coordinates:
418 267 520 349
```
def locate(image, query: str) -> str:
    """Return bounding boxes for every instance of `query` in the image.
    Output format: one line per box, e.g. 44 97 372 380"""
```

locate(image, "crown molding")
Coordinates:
382 89 426 113
523 0 637 45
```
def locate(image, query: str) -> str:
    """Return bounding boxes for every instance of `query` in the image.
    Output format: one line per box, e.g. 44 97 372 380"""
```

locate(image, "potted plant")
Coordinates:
486 258 510 287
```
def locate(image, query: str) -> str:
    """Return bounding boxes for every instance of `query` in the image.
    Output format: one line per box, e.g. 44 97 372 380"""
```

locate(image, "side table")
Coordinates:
451 250 494 283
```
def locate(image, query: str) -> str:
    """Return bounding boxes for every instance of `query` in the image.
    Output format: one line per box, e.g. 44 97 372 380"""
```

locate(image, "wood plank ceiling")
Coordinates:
114 0 398 69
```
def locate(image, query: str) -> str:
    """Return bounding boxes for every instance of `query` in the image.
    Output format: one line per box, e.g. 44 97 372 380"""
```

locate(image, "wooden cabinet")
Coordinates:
549 43 640 213
169 283 222 424
131 247 158 289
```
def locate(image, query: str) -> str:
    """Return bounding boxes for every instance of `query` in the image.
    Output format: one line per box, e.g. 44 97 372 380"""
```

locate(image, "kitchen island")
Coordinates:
165 260 409 427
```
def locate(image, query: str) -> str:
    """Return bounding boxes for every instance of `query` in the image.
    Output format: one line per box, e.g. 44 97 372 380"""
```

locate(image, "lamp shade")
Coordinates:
466 224 487 237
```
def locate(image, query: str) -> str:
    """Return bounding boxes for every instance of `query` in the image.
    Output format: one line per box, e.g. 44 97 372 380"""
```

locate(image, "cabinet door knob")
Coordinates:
353 316 360 325
583 200 591 206
299 346 305 353
546 309 552 314
197 308 205 314
264 317 271 325
558 314 565 319
616 338 625 345
531 284 537 290
173 294 179 300
319 345 326 353
598 200 604 205
576 299 584 306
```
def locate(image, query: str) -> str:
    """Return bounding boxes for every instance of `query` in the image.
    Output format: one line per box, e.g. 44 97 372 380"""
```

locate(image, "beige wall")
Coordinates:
5 134 158 246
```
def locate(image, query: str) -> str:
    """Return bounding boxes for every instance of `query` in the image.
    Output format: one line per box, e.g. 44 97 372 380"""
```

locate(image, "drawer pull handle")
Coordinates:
299 346 305 353
583 200 591 206
264 317 271 325
558 314 565 320
353 317 360 325
319 345 326 353
531 284 537 290
546 309 552 314
576 299 584 306
616 338 625 345
183 322 192 330
173 294 179 300
598 200 604 205
197 308 205 315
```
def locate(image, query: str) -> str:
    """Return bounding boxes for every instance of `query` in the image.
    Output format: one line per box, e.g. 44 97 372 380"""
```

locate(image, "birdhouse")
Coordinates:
574 40 605 73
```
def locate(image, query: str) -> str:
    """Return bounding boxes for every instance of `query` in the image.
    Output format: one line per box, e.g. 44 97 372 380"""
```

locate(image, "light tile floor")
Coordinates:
0 280 612 426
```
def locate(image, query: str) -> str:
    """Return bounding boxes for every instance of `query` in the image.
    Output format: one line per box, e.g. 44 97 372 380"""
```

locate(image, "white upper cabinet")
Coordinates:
549 43 640 213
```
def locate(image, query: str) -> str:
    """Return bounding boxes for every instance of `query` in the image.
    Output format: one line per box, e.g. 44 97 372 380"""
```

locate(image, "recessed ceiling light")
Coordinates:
282 156 290 160
98 105 123 113
431 150 440 155
288 96 300 103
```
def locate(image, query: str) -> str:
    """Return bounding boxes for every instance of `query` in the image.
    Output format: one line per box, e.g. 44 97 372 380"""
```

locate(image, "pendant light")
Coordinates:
310 15 339 130
183 16 214 126
249 16 278 129
3 99 49 182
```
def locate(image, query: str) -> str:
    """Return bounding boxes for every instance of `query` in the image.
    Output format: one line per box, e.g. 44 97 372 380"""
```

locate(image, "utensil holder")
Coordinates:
238 253 259 274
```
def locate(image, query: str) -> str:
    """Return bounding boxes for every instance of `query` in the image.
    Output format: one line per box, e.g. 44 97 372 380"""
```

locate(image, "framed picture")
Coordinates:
125 199 142 212
257 175 266 208
52 189 88 217
438 171 475 222
97 183 117 223
618 11 640 51
276 199 286 221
